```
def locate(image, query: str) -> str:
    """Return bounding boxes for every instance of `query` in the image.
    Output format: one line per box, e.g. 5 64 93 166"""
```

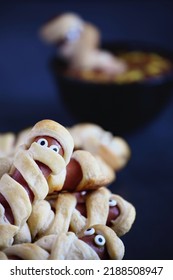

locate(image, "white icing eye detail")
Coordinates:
109 199 117 207
84 228 95 236
67 27 81 41
37 138 48 147
49 144 61 153
81 191 87 196
94 235 106 246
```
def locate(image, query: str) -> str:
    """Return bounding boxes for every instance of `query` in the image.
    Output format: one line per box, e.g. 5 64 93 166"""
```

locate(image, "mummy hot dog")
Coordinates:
70 187 136 236
68 123 131 171
49 224 124 260
39 13 100 60
0 119 74 249
39 13 85 59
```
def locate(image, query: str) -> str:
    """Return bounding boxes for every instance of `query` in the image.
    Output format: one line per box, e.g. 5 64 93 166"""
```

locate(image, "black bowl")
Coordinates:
51 41 173 135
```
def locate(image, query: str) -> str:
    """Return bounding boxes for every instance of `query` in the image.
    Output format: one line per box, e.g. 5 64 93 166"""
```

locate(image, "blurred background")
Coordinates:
0 0 173 259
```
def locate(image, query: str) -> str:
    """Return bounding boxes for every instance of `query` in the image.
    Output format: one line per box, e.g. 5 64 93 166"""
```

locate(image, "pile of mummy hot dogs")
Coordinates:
0 119 135 260
0 13 135 260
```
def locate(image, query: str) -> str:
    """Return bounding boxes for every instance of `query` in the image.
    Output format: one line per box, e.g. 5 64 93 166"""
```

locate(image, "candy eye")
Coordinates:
49 144 61 153
81 191 87 196
84 228 95 236
37 138 48 147
109 199 117 207
67 27 81 41
94 234 106 246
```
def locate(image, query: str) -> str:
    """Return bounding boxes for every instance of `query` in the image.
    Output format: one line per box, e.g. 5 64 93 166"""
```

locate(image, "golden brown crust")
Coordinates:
28 200 54 240
0 133 15 157
3 243 49 260
86 187 110 227
28 193 76 241
70 208 87 234
95 156 116 184
110 194 136 236
72 150 112 191
0 224 18 249
0 157 13 178
34 234 57 253
45 193 76 236
0 251 8 259
49 232 99 260
0 174 32 227
14 223 31 244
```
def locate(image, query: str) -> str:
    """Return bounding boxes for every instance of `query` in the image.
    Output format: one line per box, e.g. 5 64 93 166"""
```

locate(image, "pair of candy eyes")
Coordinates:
81 191 117 208
84 228 106 246
36 138 61 153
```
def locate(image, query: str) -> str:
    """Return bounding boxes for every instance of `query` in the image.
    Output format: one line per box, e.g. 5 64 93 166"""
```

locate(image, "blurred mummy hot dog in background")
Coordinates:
39 12 126 75
39 13 100 59
39 13 84 59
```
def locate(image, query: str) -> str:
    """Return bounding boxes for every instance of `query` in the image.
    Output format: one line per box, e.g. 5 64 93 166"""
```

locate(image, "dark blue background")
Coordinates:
0 0 173 259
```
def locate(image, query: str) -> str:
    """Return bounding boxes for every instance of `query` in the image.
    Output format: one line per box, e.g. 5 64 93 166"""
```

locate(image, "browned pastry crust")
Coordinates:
49 231 99 260
13 223 31 244
0 157 13 179
28 193 76 240
0 133 15 157
34 234 57 253
109 193 136 236
0 243 49 260
71 150 112 191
